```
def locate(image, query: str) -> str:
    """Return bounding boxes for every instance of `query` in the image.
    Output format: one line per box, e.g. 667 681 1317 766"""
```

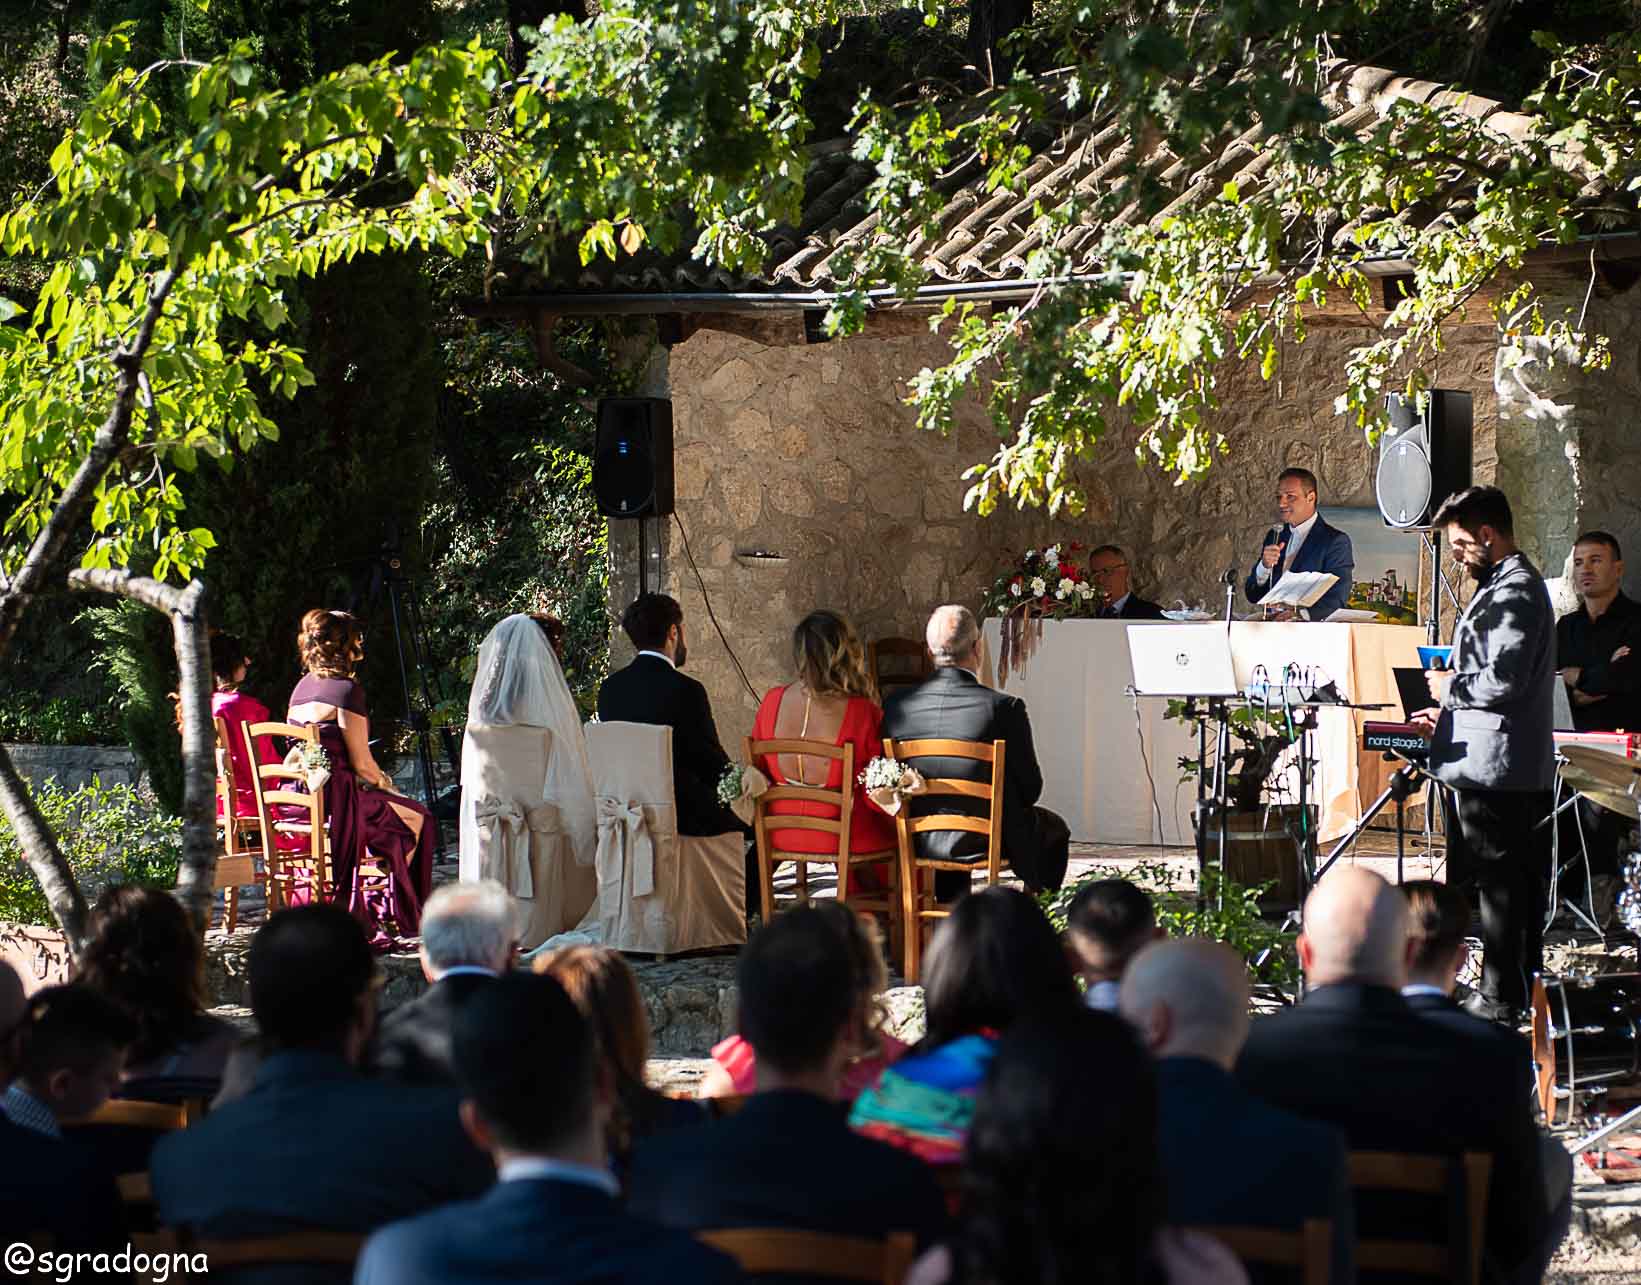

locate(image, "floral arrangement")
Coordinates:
716 762 746 807
859 755 927 815
983 543 1108 685
718 761 770 824
294 740 331 793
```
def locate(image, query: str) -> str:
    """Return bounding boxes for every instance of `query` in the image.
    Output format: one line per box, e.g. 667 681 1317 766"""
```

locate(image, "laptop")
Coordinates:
1127 623 1238 697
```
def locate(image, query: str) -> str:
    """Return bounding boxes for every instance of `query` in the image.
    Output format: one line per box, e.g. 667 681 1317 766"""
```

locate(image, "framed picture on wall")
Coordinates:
1321 507 1421 625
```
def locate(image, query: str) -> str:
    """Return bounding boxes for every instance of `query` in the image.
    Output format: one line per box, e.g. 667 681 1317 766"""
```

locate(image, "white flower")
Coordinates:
1030 576 1046 597
1076 581 1093 598
1056 577 1075 599
1045 544 1060 563
1009 581 1022 597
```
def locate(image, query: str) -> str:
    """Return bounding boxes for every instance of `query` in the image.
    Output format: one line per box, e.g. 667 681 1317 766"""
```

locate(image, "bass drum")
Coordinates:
1531 973 1641 1125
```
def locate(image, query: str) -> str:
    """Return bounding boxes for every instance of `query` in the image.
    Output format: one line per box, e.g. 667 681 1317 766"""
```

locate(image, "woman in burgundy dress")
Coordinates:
286 609 434 947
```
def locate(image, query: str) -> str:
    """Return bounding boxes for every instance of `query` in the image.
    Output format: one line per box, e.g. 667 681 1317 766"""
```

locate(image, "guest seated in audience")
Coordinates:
906 1010 1247 1285
532 944 704 1179
210 630 282 821
75 884 238 1103
751 611 896 876
1237 868 1566 1285
372 881 515 1086
152 905 493 1263
1064 878 1162 1011
597 592 746 838
701 901 908 1102
630 906 946 1256
850 887 1080 1165
287 608 435 947
0 975 129 1249
1088 545 1167 619
1121 939 1354 1285
355 972 742 1285
882 605 1069 897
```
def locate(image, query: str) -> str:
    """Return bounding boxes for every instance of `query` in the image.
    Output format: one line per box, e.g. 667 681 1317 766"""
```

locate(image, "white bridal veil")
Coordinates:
462 613 597 868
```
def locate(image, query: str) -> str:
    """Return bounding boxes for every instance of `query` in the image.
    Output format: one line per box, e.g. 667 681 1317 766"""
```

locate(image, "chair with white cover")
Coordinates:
460 723 597 950
583 721 746 955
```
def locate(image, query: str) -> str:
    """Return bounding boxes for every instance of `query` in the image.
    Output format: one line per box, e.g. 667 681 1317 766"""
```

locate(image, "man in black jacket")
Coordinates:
882 605 1069 898
1088 544 1166 619
597 593 745 837
372 880 515 1085
1237 867 1564 1285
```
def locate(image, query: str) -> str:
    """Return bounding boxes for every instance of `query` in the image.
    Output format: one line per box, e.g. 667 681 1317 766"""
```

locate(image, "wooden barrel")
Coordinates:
1195 805 1314 905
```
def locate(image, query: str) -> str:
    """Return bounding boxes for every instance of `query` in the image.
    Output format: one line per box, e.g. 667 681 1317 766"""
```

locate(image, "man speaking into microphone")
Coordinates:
1244 467 1354 620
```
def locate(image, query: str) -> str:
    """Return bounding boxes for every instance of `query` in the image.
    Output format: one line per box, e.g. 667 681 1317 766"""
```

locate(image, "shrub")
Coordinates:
1040 859 1299 990
0 779 182 928
0 694 123 747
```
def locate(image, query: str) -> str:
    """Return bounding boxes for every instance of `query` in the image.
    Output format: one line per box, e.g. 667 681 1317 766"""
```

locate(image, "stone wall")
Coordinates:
646 318 1504 746
3 744 146 794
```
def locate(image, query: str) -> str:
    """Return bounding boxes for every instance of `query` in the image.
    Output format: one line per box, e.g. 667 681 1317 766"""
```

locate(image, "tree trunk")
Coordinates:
0 270 176 960
507 0 587 75
967 0 1032 84
68 571 215 936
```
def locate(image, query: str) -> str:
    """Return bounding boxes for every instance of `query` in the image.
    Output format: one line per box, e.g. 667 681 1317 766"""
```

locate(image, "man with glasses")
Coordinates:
1088 545 1165 619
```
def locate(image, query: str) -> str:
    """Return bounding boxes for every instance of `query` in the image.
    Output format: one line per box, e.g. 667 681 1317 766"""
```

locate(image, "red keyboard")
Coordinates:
1553 730 1641 759
1363 721 1432 759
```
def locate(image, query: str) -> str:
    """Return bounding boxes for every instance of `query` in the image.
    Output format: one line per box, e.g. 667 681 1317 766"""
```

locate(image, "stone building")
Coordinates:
476 61 1641 744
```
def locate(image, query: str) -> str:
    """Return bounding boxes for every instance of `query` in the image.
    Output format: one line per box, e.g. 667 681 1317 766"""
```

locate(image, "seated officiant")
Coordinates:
1244 467 1354 620
596 593 747 838
1088 545 1165 619
882 606 1070 898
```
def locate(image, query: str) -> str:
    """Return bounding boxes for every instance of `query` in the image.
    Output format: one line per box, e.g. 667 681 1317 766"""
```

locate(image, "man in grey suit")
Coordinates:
1411 486 1555 1023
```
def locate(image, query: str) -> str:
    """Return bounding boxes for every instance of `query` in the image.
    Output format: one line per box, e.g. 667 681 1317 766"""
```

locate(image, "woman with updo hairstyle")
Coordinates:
209 631 280 823
74 885 238 1103
286 608 435 947
748 610 896 890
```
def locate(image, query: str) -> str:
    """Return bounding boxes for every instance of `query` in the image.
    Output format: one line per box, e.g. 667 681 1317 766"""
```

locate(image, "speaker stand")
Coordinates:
638 517 649 595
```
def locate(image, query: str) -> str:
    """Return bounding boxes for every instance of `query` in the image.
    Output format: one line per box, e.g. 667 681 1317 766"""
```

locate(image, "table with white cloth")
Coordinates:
979 619 1426 845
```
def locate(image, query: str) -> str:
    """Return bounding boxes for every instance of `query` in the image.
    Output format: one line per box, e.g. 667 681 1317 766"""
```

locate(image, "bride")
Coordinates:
458 614 597 950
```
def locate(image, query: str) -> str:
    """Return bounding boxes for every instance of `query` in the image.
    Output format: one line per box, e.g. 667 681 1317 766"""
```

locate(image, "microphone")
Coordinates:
1267 522 1292 548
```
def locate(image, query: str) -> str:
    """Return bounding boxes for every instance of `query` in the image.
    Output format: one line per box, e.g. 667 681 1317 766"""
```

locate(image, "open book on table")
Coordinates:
1257 571 1339 611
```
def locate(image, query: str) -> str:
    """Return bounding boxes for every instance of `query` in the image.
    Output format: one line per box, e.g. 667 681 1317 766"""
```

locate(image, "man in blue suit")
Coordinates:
355 972 742 1285
1121 939 1355 1285
1244 467 1355 620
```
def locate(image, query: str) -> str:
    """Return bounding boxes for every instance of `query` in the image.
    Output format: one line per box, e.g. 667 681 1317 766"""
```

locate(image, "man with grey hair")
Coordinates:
371 880 516 1085
1237 868 1562 1284
881 605 1068 897
1122 939 1354 1284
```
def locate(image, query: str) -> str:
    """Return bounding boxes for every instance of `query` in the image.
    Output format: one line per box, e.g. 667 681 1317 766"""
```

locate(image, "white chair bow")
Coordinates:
474 795 534 898
597 796 670 898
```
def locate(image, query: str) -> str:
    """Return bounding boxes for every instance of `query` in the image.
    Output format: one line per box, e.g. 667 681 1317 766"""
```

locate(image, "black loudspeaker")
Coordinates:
1376 390 1473 529
594 397 673 518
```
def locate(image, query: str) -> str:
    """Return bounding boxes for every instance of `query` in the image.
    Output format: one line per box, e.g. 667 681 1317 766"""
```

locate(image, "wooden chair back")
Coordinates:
1201 1219 1332 1285
212 716 265 930
697 1229 916 1284
64 1097 200 1131
1349 1151 1491 1285
704 1093 748 1119
882 736 1007 981
868 637 932 694
243 720 332 900
743 737 898 926
191 1233 366 1268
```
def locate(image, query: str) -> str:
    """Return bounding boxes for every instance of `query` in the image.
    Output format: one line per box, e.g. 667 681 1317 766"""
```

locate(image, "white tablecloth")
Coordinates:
980 619 1425 844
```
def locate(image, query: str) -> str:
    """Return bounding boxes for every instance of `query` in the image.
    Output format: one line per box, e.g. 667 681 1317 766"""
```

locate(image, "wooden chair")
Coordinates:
213 716 270 931
698 1229 916 1284
63 1099 201 1269
743 736 899 942
704 1092 748 1119
882 736 1007 982
1200 1219 1332 1285
191 1232 365 1268
242 721 391 913
64 1098 201 1130
1349 1151 1491 1285
868 637 932 695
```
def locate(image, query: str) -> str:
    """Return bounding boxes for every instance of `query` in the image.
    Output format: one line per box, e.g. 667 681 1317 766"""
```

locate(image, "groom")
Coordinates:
597 593 747 838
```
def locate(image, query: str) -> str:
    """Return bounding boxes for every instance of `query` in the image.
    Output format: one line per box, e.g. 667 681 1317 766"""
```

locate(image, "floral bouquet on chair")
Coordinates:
982 543 1108 684
859 755 927 817
717 761 771 826
286 740 330 794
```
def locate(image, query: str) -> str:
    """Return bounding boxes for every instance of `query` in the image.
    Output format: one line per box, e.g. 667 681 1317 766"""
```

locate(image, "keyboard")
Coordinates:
1553 730 1641 759
1362 721 1431 759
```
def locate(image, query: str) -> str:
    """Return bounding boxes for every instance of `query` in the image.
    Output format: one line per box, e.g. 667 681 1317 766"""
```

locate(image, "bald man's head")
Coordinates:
1119 938 1250 1068
0 960 24 1088
1298 867 1409 989
926 605 980 669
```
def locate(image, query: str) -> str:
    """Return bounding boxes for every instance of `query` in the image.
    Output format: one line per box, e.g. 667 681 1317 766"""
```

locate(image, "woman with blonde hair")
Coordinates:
285 608 434 947
748 610 896 882
532 945 704 1176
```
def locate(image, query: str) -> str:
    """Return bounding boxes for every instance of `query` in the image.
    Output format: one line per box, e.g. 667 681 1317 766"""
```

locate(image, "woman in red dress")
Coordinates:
749 610 897 892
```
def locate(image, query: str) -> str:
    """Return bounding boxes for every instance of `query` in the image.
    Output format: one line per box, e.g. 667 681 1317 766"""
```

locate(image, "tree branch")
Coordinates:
0 743 89 956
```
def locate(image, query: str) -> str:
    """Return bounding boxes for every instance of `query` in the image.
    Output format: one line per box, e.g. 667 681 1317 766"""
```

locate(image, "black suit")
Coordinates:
1156 1057 1355 1285
597 654 745 836
881 666 1069 895
1236 983 1550 1281
1112 593 1166 620
356 1177 743 1285
0 1115 126 1249
628 1089 948 1271
370 971 495 1086
152 1050 494 1284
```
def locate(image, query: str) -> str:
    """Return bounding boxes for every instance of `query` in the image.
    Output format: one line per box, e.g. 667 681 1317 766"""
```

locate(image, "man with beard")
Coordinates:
1411 487 1556 1025
597 592 747 838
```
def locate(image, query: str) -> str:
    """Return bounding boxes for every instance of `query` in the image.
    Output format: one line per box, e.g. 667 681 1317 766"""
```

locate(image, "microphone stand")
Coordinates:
1222 568 1236 627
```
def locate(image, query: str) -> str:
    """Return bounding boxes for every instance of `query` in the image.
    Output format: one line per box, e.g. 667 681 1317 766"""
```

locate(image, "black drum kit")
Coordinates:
1530 745 1641 1133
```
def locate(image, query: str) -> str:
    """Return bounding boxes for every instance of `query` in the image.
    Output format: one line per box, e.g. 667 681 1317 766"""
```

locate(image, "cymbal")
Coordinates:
1571 785 1640 821
1558 745 1641 819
